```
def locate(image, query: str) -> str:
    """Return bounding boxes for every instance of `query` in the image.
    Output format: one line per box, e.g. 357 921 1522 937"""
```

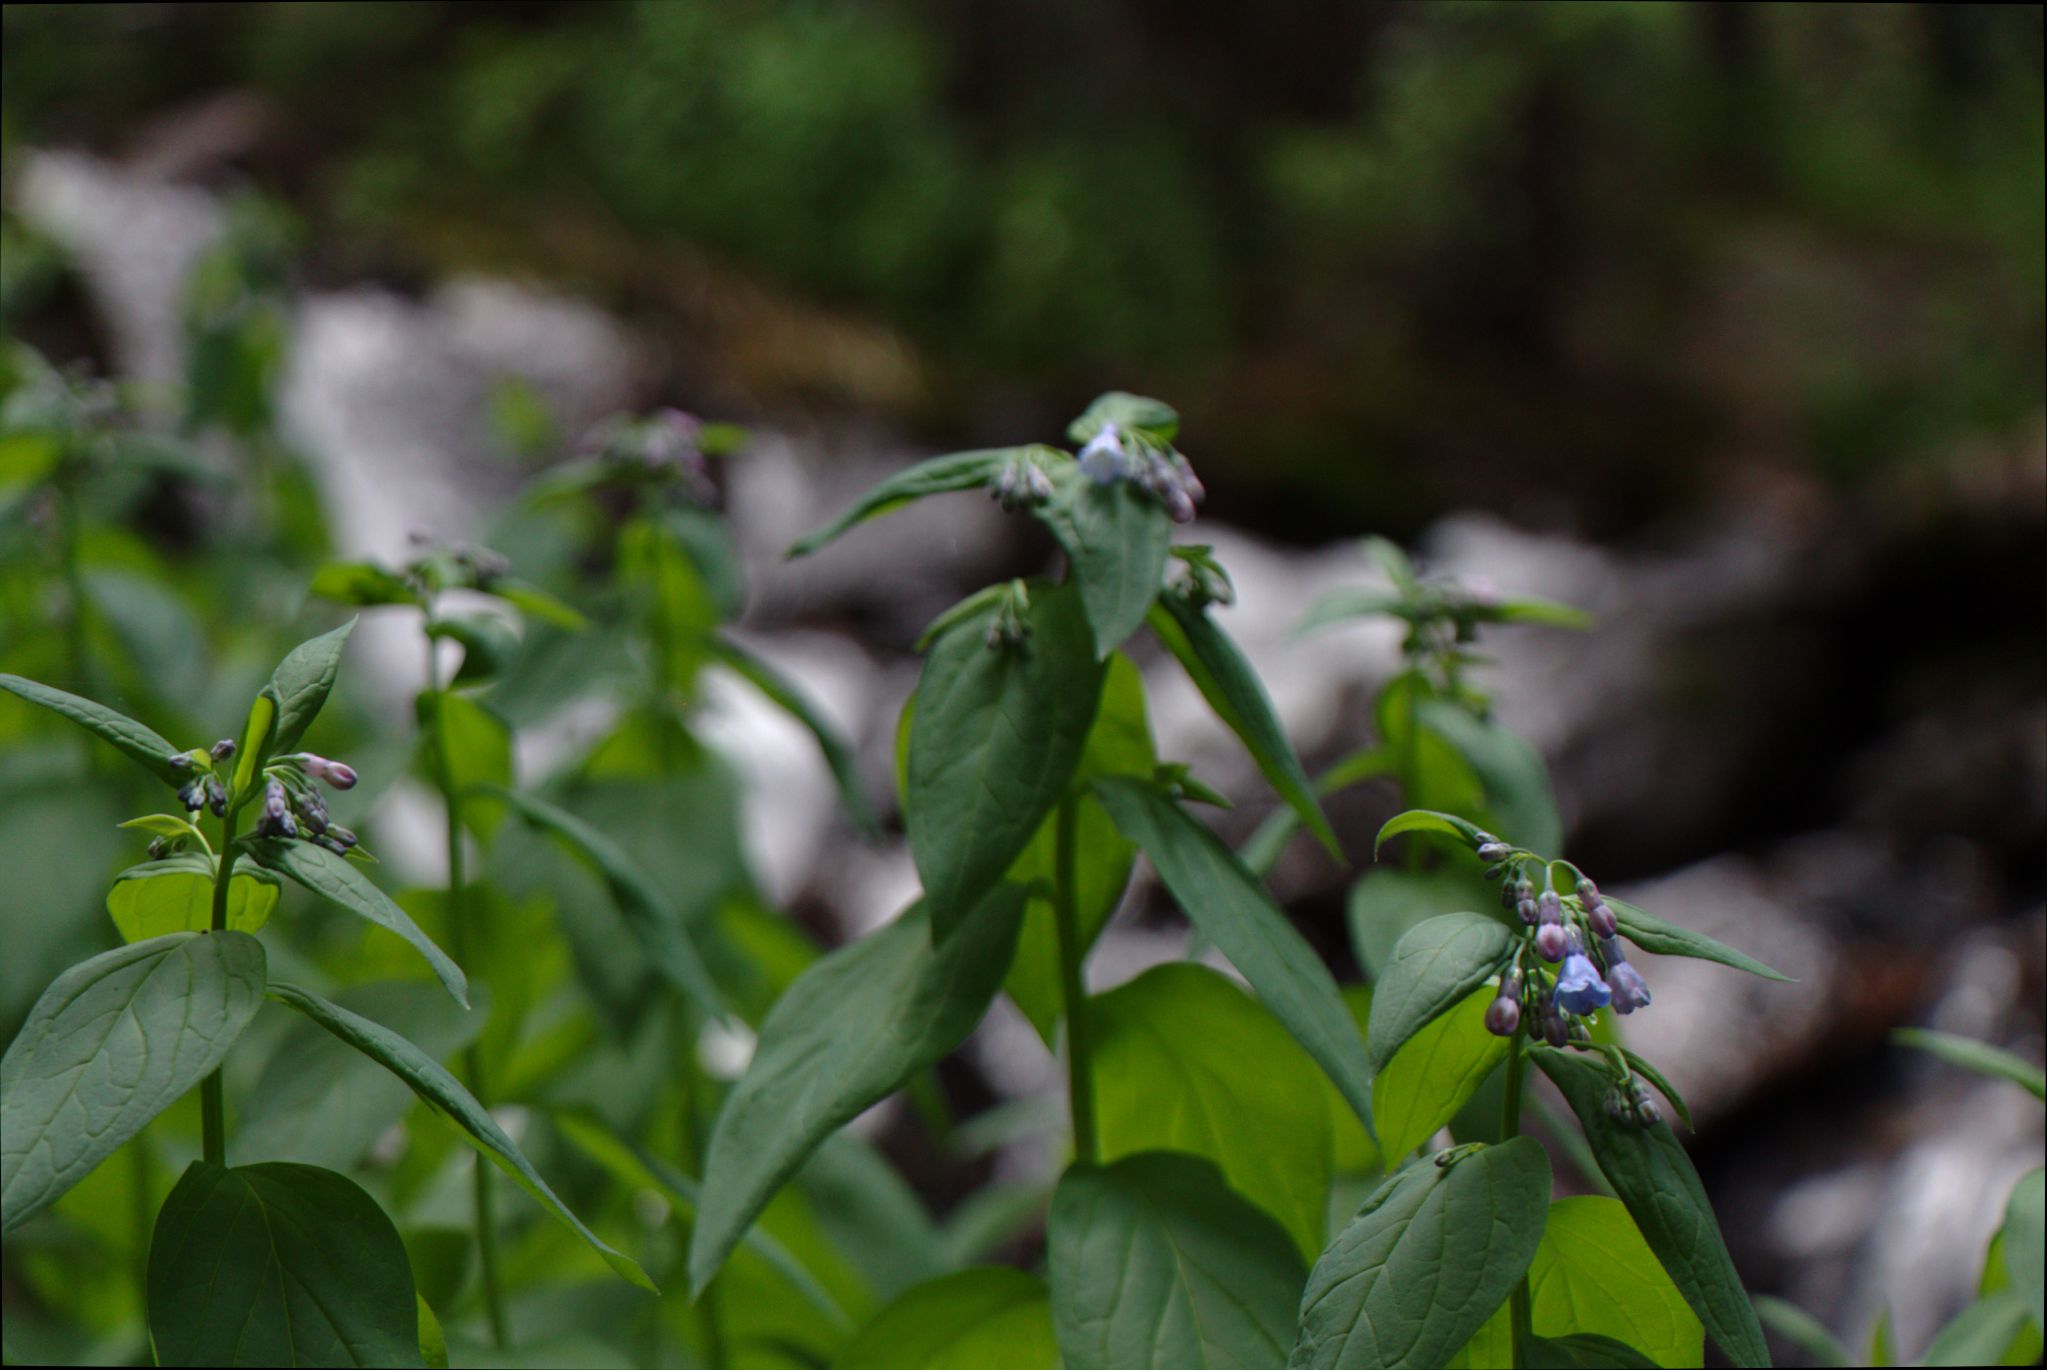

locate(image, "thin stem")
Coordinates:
1502 1029 1531 1368
199 805 242 1168
425 613 510 1350
1052 795 1097 1165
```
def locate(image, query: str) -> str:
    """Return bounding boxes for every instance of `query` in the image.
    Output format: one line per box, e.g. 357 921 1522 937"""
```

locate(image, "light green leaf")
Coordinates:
1041 468 1173 659
1373 808 1487 858
788 447 1050 557
1367 912 1515 1075
0 673 186 784
417 1295 447 1370
1346 866 1487 978
1533 1197 1704 1369
1491 598 1594 629
1893 1029 2046 1100
908 581 1103 938
1291 1138 1553 1370
266 980 652 1292
1418 699 1562 855
1608 899 1792 983
1089 964 1334 1260
148 1160 422 1368
1374 986 1509 1160
1296 586 1410 636
835 1267 1059 1370
1922 1291 2032 1366
490 577 588 630
713 632 879 836
689 888 1025 1294
117 813 207 842
424 692 511 840
266 619 357 755
1094 778 1373 1133
310 560 420 608
1753 1296 1849 1368
1445 1303 1514 1369
106 854 278 940
248 839 469 1008
1525 1334 1658 1367
490 787 727 1021
1047 1151 1306 1370
2003 1168 2043 1331
1533 1047 1770 1367
428 612 518 685
1148 597 1341 860
2 931 266 1230
1067 391 1180 444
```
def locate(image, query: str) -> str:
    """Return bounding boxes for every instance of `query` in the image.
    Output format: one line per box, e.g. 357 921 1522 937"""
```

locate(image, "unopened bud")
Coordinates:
1538 890 1563 924
305 755 358 790
1500 881 1519 910
178 780 205 812
147 836 173 860
1535 922 1569 961
1477 842 1510 862
1517 897 1539 925
1537 1003 1569 1048
264 780 289 822
1632 1098 1662 1128
1484 992 1522 1037
167 751 193 772
325 825 358 850
1587 898 1618 939
1576 876 1598 899
203 775 227 817
211 738 237 762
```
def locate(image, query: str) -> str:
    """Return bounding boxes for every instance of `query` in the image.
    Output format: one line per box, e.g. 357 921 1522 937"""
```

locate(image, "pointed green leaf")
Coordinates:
309 560 420 609
1296 586 1410 636
1291 1138 1553 1370
148 1160 422 1368
266 980 652 1292
1418 699 1562 855
909 581 1103 937
107 854 278 940
267 619 356 754
1067 391 1179 444
2 931 266 1230
1490 598 1594 629
0 673 185 784
1607 899 1792 983
2004 1167 2043 1331
1525 1334 1658 1368
1367 912 1516 1075
712 632 878 836
1048 1151 1306 1370
1533 1046 1770 1367
788 447 1050 557
1753 1296 1850 1368
490 787 727 1020
1040 469 1173 659
248 839 468 1008
1893 1029 2046 1100
1533 1197 1703 1369
427 612 518 685
1346 866 1486 978
1922 1291 2033 1366
1094 777 1373 1133
1374 986 1509 1159
837 1268 1059 1370
118 813 207 842
490 577 588 630
1373 807 1486 857
1149 597 1341 860
689 887 1025 1294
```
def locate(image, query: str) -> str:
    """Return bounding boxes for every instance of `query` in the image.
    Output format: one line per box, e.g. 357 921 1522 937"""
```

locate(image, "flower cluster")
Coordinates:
580 407 715 503
1477 830 1652 1037
988 450 1055 511
251 752 361 854
1076 421 1206 524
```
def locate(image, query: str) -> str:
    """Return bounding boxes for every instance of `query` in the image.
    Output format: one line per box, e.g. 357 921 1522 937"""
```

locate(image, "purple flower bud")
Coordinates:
1499 881 1519 910
1632 1098 1662 1128
1535 922 1570 961
1161 484 1196 524
1607 961 1651 1014
211 738 237 762
264 780 289 822
1477 842 1510 862
204 775 227 817
314 833 350 855
305 755 358 790
325 825 358 850
1552 953 1613 1016
1517 897 1539 925
178 780 205 812
1484 993 1522 1037
167 751 193 772
1538 890 1563 924
1576 876 1598 899
147 836 173 860
1586 898 1618 939
295 789 329 834
1537 1002 1569 1048
1078 424 1128 485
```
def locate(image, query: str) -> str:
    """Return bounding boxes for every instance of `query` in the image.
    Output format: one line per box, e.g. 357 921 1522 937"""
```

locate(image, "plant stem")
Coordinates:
199 805 242 1167
1502 1029 1531 1369
426 619 511 1350
1052 795 1097 1165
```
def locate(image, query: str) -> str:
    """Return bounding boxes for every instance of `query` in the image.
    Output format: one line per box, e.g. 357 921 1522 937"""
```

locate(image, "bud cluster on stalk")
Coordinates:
1477 830 1653 1042
580 407 717 503
1075 421 1206 523
252 751 361 854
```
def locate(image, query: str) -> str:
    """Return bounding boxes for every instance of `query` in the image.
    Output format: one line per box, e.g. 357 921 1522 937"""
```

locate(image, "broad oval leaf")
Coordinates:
1531 1197 1704 1369
1374 986 1509 1160
106 855 279 940
148 1160 422 1368
1533 1046 1770 1367
908 581 1103 938
787 447 1050 558
1040 469 1173 659
267 618 356 755
1047 1151 1306 1370
836 1267 1060 1370
1347 866 1488 979
248 838 468 1008
1148 597 1340 860
688 887 1025 1294
1921 1290 2033 1367
1088 964 1334 1260
1373 807 1485 857
266 980 652 1292
2 930 266 1230
1367 912 1515 1075
1291 1137 1553 1370
0 673 186 785
1093 777 1373 1134
1608 898 1791 983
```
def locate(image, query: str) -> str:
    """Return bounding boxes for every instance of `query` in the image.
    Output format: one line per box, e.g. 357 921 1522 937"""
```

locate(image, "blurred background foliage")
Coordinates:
4 0 2041 540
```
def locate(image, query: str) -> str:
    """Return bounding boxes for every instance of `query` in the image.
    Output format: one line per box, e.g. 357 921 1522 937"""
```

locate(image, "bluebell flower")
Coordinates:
1553 953 1612 1016
1607 961 1651 1014
1078 423 1128 485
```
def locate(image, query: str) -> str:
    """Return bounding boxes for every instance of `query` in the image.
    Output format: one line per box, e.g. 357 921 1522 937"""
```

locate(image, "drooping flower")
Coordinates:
1078 423 1128 485
1553 952 1612 1016
1600 939 1651 1014
1535 922 1569 962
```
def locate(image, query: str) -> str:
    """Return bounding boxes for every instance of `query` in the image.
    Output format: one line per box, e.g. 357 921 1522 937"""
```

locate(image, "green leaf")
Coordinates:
688 888 1025 1294
1607 898 1792 983
1374 986 1509 1160
1068 391 1180 445
265 980 653 1292
1490 598 1594 629
424 692 511 840
1753 1296 1850 1367
118 812 207 842
1373 808 1486 858
787 447 1048 557
1088 964 1335 1260
148 1160 423 1368
267 619 357 755
1047 1151 1306 1370
232 692 277 798
908 581 1103 938
1533 1197 1704 1369
1445 1303 1514 1369
309 560 420 608
106 854 278 940
1533 1046 1770 1367
0 673 185 784
712 632 878 836
1893 1029 2046 1100
1367 912 1515 1075
2 931 267 1230
248 839 469 1008
1296 586 1410 636
490 787 727 1021
417 1295 447 1370
836 1268 1059 1370
1291 1138 1553 1370
1619 1048 1694 1133
1525 1334 1658 1368
1417 700 1562 855
1093 777 1374 1133
1148 597 1341 860
1346 867 1486 978
2003 1168 2044 1331
427 612 518 685
1040 469 1173 659
490 577 588 630
1922 1291 2033 1366
238 981 489 1170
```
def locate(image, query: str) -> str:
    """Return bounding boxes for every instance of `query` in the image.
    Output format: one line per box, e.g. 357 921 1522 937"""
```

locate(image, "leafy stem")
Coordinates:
1502 1028 1532 1368
1053 794 1097 1165
199 803 242 1167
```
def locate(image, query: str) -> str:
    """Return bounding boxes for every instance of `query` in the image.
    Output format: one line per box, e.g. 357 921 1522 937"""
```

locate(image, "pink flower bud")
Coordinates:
305 755 358 789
